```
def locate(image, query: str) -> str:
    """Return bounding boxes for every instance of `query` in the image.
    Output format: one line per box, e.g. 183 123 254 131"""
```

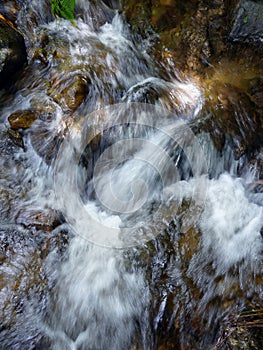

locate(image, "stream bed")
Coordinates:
0 1 262 349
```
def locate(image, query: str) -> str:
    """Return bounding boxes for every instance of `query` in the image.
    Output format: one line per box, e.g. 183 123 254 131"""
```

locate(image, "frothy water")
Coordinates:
54 103 208 247
44 241 147 350
200 174 262 270
0 1 262 349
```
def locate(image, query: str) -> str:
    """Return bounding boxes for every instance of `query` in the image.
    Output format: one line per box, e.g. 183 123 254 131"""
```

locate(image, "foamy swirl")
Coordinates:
54 102 208 247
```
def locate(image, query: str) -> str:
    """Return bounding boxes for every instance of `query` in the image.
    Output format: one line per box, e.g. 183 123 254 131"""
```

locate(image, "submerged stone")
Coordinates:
0 224 70 348
49 74 90 111
7 129 24 149
0 129 24 155
15 208 61 232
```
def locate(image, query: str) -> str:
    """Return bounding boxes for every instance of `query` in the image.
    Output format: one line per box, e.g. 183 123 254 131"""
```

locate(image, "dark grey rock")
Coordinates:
0 19 27 89
230 0 263 43
0 1 20 23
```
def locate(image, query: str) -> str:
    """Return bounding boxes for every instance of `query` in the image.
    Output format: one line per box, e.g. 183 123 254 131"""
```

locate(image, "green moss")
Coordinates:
243 16 248 24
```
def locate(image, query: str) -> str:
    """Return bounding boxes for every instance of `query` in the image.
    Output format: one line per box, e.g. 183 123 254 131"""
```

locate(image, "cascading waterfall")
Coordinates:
43 242 148 350
0 1 262 349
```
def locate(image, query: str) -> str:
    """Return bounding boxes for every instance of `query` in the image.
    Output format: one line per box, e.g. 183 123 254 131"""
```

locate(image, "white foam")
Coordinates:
200 174 262 270
45 240 147 350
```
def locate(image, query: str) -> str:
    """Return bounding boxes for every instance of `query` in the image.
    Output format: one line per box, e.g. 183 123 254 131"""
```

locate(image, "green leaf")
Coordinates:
51 0 75 21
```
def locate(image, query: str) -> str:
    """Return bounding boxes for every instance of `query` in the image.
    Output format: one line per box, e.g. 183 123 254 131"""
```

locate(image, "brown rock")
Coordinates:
198 79 262 159
64 75 90 110
48 74 89 111
15 208 60 232
29 95 57 115
7 128 24 149
8 110 39 129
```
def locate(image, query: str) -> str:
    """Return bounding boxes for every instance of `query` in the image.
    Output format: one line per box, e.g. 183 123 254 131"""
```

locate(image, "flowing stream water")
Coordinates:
0 1 262 349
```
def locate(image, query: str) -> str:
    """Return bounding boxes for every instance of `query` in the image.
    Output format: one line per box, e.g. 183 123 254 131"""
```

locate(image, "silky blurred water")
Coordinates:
0 1 262 349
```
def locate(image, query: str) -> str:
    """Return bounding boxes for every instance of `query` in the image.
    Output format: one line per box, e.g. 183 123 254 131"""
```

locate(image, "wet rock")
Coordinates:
178 226 201 270
30 30 70 65
49 74 90 111
29 27 91 111
29 95 57 116
29 118 65 164
0 226 44 329
155 0 227 72
0 189 12 223
249 76 263 120
39 225 70 260
128 186 263 349
0 218 71 344
102 0 120 9
64 76 89 110
151 0 178 32
246 181 263 206
0 17 27 89
0 129 24 155
196 81 263 160
122 0 152 35
7 129 24 149
8 109 39 129
75 0 115 29
15 208 61 232
122 79 165 104
0 223 70 349
0 1 20 24
230 0 263 43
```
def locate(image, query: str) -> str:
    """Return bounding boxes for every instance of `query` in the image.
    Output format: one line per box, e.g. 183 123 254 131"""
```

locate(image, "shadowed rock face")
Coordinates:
0 18 27 89
0 1 20 23
230 0 263 43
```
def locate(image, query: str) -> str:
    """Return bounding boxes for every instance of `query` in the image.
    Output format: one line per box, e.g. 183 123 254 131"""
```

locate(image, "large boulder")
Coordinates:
0 18 27 88
230 0 263 43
